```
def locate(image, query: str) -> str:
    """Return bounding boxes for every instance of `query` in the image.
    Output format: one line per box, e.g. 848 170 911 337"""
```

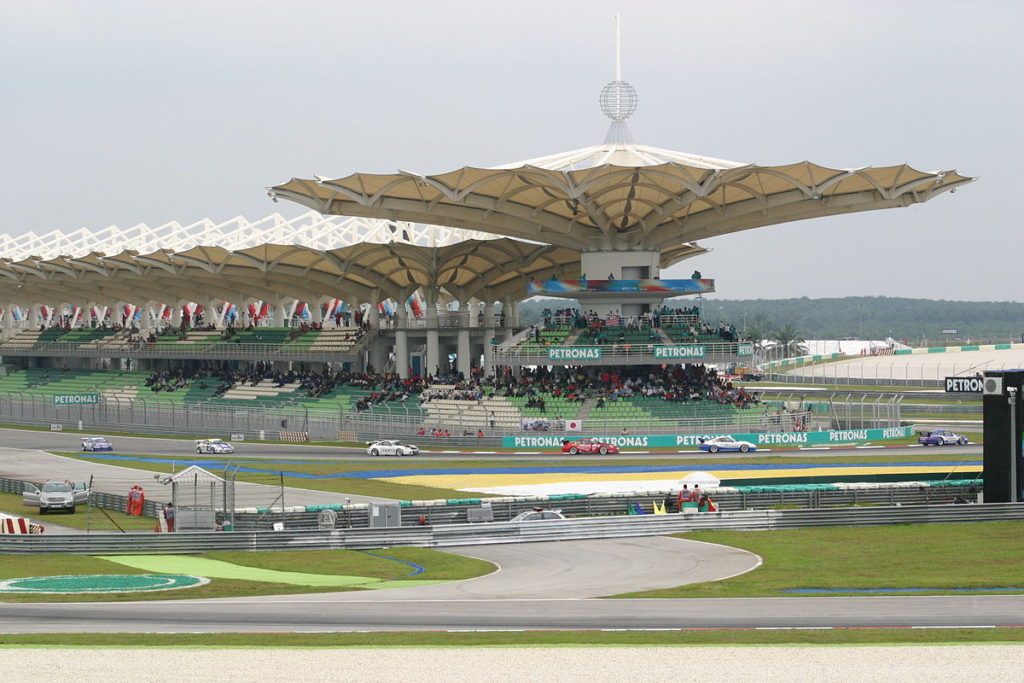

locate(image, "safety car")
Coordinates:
510 508 566 522
22 480 90 514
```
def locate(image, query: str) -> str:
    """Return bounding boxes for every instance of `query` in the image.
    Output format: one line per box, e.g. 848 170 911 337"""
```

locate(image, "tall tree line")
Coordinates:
517 296 1024 344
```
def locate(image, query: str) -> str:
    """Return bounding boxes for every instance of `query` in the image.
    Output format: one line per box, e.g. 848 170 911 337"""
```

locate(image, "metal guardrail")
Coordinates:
1 474 979 532
2 503 1019 554
231 482 978 530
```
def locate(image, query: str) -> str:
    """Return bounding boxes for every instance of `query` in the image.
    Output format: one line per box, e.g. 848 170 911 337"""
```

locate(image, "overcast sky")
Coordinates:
2 1 1020 301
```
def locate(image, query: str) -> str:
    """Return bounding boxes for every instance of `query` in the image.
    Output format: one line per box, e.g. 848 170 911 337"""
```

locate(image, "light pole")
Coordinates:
1009 387 1019 503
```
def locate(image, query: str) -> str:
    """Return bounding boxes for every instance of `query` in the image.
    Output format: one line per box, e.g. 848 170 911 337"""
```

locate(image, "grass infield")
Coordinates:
0 628 1021 648
614 521 1024 599
0 548 495 603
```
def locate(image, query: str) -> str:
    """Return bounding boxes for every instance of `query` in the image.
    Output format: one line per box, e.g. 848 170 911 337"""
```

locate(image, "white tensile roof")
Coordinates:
270 141 973 252
0 211 496 262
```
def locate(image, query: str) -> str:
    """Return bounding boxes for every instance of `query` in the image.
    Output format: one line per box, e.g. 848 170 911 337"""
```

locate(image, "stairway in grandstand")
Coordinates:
420 387 521 430
219 379 303 401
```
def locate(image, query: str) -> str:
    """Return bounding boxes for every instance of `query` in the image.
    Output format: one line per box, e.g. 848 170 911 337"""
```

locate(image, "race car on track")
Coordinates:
366 440 420 456
561 438 619 455
698 435 757 454
81 436 113 451
194 438 235 454
918 429 969 446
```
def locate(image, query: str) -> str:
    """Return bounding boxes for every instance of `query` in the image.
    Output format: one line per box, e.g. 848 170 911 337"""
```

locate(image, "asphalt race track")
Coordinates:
0 426 981 462
0 428 1007 635
2 537 1022 633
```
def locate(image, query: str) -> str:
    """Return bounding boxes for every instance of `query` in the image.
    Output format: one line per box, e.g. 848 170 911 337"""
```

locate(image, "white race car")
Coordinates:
366 440 420 456
195 438 236 454
698 435 757 453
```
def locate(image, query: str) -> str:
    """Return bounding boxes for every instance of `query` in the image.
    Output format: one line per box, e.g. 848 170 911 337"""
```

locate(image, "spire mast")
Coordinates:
615 13 622 81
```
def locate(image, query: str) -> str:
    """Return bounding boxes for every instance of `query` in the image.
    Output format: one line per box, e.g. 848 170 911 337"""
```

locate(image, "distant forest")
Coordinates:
516 296 1024 345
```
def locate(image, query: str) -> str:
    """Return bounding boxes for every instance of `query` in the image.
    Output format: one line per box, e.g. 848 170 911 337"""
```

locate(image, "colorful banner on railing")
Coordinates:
653 345 706 359
548 347 603 360
527 278 715 295
53 394 100 406
502 426 913 449
737 343 754 357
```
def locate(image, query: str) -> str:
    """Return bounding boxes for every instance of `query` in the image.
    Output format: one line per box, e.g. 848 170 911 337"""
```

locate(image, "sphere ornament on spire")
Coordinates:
599 79 638 121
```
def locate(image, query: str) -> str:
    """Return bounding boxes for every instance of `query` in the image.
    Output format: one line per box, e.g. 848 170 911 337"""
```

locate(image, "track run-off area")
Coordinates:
0 427 1015 636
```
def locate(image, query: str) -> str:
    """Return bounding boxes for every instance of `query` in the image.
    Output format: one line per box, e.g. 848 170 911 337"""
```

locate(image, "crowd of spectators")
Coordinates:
387 364 759 411
537 304 739 341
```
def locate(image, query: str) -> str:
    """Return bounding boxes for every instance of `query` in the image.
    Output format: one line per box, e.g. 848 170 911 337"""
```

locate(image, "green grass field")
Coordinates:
0 522 1020 644
0 628 1021 647
614 521 1024 598
0 490 157 531
0 548 494 603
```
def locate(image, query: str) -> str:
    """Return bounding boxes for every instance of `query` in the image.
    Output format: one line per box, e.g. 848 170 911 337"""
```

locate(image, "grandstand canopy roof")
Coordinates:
0 231 705 307
270 142 974 252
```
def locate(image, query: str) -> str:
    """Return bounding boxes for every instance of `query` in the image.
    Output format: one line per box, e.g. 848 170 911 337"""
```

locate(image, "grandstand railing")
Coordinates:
0 341 365 361
343 406 823 438
493 341 749 365
0 388 834 441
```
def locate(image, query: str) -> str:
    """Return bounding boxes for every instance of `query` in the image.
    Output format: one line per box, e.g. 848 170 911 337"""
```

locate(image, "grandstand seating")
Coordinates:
662 325 733 345
1 327 121 350
588 394 768 427
0 325 365 355
419 386 521 429
502 392 582 420
518 325 572 348
575 326 662 345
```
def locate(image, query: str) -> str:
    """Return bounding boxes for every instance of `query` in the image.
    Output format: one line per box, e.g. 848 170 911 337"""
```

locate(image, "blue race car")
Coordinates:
918 429 968 446
81 436 113 451
698 435 757 453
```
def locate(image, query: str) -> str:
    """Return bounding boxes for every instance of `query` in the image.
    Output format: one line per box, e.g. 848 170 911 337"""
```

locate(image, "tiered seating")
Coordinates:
420 387 520 429
588 395 770 427
148 329 222 347
1 327 121 350
0 368 147 400
0 329 44 349
502 392 582 420
218 379 303 401
518 325 572 349
662 325 731 345
224 328 292 346
305 327 364 353
575 326 661 345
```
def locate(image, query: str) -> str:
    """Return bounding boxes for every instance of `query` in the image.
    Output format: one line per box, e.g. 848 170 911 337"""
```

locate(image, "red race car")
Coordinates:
562 438 619 455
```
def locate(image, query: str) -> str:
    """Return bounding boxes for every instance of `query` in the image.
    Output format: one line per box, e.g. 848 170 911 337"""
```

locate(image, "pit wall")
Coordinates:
502 426 914 449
